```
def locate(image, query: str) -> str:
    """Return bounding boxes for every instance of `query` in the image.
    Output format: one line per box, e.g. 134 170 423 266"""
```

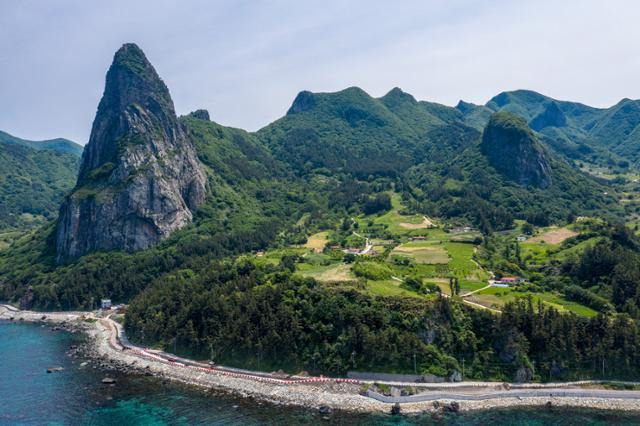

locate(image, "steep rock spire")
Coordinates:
55 43 206 262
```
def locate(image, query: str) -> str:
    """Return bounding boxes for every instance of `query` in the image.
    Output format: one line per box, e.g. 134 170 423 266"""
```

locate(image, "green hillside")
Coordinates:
0 130 83 156
0 139 80 231
458 90 640 166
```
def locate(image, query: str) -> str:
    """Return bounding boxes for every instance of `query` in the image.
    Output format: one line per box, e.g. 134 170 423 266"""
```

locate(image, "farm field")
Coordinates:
468 286 598 317
528 227 578 244
298 263 353 282
255 192 600 318
304 231 329 252
391 241 449 264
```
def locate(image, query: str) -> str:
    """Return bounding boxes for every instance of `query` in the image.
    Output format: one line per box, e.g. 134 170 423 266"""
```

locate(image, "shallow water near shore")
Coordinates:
2 321 640 425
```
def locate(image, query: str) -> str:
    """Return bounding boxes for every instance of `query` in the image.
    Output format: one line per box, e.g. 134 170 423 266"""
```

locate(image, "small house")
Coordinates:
101 299 112 310
410 236 426 241
492 276 526 286
516 236 527 242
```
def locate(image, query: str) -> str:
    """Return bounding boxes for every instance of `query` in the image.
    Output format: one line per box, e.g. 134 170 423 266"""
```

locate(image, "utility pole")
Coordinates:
413 353 417 374
462 357 465 380
602 358 605 377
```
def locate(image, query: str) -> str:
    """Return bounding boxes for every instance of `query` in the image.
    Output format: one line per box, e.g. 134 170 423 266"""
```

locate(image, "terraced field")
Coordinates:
392 241 449 264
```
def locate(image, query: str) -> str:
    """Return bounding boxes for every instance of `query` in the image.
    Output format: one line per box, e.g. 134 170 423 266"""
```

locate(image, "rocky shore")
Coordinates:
3 304 640 415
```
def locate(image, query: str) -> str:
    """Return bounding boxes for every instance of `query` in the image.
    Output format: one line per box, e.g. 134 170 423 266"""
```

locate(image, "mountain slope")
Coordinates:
481 112 552 188
459 90 640 165
0 130 83 156
0 139 79 231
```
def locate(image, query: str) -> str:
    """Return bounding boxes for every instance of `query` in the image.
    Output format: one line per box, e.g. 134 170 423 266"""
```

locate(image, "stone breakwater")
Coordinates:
2 305 640 414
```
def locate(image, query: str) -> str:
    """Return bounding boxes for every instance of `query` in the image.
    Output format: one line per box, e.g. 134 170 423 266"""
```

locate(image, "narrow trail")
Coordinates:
461 284 492 298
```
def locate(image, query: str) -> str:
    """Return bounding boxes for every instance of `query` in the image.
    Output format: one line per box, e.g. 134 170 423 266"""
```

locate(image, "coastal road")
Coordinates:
367 388 640 403
3 304 640 407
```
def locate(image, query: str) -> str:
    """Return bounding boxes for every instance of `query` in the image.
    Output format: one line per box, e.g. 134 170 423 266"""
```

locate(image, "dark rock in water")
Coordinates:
101 377 116 384
47 367 64 373
481 111 552 189
318 406 332 415
188 109 210 121
390 402 401 415
55 43 206 262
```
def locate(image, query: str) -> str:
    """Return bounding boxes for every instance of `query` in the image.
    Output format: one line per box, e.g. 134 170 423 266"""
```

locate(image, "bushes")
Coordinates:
564 285 614 313
352 261 392 281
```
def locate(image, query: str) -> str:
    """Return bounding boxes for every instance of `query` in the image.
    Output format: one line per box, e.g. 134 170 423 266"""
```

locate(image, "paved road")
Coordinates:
367 388 640 403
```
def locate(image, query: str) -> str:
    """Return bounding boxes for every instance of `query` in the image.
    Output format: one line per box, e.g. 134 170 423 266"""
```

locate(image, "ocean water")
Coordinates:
1 321 640 425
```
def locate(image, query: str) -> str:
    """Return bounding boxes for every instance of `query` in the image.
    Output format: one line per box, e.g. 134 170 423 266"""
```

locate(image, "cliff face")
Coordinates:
481 111 552 189
55 43 206 262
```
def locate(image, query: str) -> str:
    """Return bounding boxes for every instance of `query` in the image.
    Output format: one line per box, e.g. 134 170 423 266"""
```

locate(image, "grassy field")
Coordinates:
298 263 353 282
367 193 433 235
304 231 329 252
528 227 578 244
392 241 449 264
366 279 423 298
468 286 598 317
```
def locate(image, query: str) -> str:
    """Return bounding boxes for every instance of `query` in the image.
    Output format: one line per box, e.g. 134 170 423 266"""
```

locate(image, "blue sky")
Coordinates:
1 0 639 143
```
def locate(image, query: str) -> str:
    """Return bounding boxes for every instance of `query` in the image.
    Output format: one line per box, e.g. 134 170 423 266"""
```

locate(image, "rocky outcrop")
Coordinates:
188 109 210 121
530 102 567 131
55 43 206 262
287 91 316 114
481 111 552 189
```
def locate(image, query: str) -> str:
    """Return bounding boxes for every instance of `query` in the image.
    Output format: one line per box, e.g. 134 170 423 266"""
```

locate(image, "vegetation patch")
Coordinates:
528 227 578 244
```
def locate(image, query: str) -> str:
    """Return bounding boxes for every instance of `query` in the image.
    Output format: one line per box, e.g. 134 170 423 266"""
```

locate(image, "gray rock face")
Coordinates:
530 102 567 131
481 111 552 189
188 109 210 121
55 43 206 262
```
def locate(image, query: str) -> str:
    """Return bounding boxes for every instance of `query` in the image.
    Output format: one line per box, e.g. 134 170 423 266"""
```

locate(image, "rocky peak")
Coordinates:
287 91 316 115
380 87 417 106
188 109 211 121
55 43 206 262
481 111 552 189
530 102 567 131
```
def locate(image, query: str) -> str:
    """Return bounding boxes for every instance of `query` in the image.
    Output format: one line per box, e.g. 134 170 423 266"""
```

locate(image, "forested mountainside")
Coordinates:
458 89 640 165
0 130 82 156
0 133 80 231
4 43 640 383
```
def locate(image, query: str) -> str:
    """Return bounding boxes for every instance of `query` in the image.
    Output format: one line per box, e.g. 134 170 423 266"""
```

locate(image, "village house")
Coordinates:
100 299 112 310
516 235 527 242
491 276 526 287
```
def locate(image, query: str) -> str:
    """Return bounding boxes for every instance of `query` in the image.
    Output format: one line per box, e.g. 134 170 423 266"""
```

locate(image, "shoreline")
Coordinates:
2 305 640 414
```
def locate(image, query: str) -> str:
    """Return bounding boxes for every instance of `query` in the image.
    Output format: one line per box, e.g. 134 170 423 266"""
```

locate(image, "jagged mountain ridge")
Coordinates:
458 89 640 164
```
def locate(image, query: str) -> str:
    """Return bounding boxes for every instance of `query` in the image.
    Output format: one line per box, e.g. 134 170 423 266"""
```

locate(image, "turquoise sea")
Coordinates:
1 321 640 425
